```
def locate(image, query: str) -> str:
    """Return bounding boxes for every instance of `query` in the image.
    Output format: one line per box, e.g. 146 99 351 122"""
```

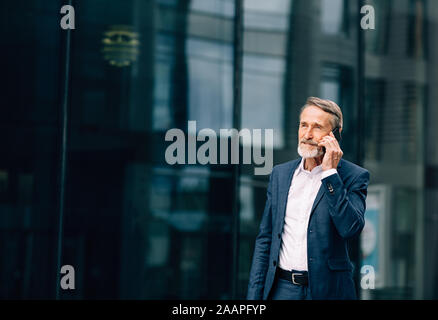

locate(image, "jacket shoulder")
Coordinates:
338 159 369 188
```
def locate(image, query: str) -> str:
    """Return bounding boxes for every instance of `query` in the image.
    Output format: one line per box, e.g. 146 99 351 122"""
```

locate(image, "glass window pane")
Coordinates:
321 0 344 34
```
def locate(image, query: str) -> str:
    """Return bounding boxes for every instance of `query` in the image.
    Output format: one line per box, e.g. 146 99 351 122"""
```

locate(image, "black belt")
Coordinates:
277 268 309 286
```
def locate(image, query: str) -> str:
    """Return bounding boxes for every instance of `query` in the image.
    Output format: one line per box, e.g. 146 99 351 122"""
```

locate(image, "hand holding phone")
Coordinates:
318 129 343 171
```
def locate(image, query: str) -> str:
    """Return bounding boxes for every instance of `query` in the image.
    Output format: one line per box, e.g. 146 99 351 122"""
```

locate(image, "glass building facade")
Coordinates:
1 0 437 299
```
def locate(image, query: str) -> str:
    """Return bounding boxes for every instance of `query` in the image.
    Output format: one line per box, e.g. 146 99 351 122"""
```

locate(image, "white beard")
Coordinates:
297 143 324 159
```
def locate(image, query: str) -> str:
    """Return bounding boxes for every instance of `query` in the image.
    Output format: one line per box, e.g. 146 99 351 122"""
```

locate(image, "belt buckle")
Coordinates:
291 273 301 285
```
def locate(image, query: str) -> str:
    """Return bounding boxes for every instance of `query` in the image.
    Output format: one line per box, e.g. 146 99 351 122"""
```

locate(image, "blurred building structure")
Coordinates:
1 0 437 299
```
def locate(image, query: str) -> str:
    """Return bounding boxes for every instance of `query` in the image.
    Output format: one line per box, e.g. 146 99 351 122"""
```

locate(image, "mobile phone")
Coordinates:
322 127 342 154
332 127 342 142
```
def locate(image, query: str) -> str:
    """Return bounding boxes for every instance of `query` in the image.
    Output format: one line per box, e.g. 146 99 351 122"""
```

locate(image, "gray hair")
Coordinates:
300 97 343 130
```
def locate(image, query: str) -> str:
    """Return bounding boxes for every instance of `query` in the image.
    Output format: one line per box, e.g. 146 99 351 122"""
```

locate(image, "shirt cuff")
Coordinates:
321 169 338 180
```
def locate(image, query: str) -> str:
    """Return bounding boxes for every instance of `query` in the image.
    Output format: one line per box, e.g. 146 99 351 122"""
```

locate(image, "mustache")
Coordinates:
300 139 319 146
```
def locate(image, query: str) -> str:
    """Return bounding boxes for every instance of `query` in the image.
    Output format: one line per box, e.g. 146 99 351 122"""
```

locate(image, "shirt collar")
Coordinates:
295 158 323 176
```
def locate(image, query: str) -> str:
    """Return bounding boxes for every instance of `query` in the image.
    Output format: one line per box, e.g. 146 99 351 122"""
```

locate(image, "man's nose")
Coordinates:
303 128 313 139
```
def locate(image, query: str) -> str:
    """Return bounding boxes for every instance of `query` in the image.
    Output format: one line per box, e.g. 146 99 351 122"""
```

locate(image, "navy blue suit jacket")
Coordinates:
247 158 369 300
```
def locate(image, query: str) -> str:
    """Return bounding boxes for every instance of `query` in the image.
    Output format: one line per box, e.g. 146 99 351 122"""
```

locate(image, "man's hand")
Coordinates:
318 132 343 171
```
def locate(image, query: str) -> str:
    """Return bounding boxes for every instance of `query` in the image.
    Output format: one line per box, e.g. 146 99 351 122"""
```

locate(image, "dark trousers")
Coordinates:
269 272 312 300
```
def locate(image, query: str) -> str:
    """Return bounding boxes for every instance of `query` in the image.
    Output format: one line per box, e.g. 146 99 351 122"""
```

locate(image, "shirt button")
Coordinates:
273 260 277 267
309 258 314 262
309 229 313 233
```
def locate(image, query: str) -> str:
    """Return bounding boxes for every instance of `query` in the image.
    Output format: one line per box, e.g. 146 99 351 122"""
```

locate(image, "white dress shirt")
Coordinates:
278 159 337 271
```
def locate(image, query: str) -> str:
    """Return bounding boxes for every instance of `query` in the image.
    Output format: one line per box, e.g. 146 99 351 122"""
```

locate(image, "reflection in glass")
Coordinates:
187 38 233 131
321 0 348 35
2 0 438 301
244 0 291 30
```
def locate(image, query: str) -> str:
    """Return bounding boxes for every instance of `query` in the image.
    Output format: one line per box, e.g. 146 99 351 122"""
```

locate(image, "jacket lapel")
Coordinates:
309 159 343 220
309 187 324 220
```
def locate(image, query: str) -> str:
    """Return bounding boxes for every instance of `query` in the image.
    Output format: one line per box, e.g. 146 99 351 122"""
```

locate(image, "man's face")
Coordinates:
298 105 334 158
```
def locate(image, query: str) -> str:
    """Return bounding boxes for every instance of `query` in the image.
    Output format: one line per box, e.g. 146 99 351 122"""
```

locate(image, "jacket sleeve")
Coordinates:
321 169 370 240
246 170 274 300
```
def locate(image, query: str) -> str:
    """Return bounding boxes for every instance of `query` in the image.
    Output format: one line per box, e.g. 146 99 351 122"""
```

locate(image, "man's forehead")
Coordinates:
300 106 332 125
299 116 329 126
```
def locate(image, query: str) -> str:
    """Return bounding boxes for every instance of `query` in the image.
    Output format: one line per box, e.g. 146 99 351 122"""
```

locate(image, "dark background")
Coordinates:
1 0 437 299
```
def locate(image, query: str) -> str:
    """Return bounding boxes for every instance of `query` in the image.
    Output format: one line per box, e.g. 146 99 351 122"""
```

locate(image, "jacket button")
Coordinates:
327 183 334 194
273 260 277 267
278 233 281 239
309 229 313 233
